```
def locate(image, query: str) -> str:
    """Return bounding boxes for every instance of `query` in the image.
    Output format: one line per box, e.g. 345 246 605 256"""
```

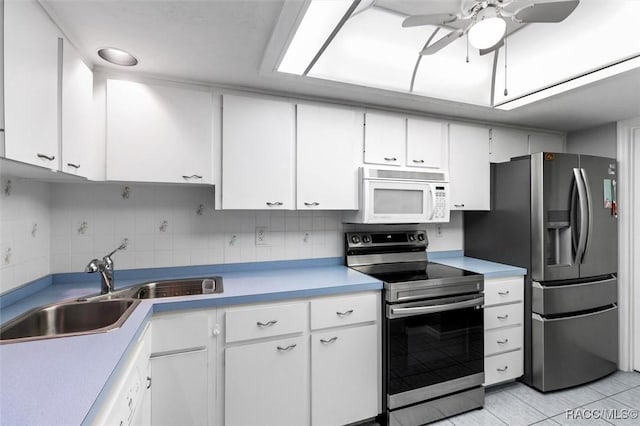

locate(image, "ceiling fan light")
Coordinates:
468 17 506 50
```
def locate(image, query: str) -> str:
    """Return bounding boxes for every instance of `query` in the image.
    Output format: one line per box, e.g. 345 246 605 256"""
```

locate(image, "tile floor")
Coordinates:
430 371 640 426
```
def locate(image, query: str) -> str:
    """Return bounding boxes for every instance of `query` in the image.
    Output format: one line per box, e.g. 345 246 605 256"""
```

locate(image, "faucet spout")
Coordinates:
85 241 127 294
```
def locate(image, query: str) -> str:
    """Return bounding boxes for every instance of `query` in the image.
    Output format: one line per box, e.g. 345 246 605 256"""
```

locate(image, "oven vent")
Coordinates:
365 168 448 182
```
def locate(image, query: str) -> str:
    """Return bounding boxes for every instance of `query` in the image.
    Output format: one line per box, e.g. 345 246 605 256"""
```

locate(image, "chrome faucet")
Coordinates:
85 240 128 294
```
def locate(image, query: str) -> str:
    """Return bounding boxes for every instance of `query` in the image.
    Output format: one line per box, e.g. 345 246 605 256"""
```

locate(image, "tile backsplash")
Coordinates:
0 177 51 293
0 178 464 293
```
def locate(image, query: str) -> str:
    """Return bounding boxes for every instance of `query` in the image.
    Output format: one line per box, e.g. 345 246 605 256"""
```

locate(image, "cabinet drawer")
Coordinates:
152 312 209 354
484 276 524 306
485 350 523 386
484 326 523 356
310 293 377 330
226 302 306 343
484 303 523 329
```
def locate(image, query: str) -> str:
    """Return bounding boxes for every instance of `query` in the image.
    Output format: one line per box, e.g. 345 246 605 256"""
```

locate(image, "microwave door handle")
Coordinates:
429 186 437 220
580 168 593 263
388 296 484 319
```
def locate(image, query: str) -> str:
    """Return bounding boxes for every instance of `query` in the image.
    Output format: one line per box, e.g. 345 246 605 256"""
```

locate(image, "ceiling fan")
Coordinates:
402 0 580 56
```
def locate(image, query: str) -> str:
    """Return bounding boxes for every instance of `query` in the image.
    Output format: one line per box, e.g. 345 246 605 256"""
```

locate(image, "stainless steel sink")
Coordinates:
97 277 224 300
0 299 140 344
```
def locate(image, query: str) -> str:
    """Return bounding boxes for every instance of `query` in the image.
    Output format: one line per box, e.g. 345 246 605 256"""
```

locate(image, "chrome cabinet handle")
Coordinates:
266 202 283 206
412 159 425 163
497 314 509 320
320 337 338 344
146 376 152 389
277 344 296 352
66 162 80 169
257 320 278 327
384 157 397 161
497 339 509 344
336 309 353 317
182 174 203 179
497 366 509 372
304 202 320 206
454 204 465 208
37 153 55 161
498 290 510 296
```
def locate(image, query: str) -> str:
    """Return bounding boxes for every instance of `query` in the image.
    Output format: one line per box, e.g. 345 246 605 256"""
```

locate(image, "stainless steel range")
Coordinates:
346 229 485 426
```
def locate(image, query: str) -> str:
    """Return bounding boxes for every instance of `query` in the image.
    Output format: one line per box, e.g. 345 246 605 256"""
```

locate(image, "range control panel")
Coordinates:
346 231 427 249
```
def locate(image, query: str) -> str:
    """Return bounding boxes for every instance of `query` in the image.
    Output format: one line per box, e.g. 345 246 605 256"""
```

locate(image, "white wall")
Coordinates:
0 177 51 293
567 122 617 158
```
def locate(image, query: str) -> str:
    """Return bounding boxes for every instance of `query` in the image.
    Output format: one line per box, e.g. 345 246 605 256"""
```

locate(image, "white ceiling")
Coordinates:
42 0 640 132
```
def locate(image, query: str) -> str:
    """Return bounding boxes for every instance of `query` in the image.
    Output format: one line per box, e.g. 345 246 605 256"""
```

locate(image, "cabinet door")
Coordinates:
364 112 405 166
406 118 448 169
151 350 208 426
222 95 295 209
449 123 490 211
490 127 529 163
312 325 378 426
106 79 213 184
297 104 361 210
529 133 564 154
4 0 59 169
61 41 94 178
225 336 308 426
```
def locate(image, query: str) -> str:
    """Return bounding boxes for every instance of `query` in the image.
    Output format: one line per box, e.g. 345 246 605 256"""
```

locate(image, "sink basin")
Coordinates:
96 276 224 300
0 299 140 344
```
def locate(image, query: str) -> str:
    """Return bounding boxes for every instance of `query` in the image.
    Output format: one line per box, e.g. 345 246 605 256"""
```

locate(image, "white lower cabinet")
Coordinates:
311 324 378 426
225 336 308 426
151 350 208 426
483 276 525 386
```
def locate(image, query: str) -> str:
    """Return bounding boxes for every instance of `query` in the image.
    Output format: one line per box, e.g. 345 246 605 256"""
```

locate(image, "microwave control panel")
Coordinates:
433 185 448 219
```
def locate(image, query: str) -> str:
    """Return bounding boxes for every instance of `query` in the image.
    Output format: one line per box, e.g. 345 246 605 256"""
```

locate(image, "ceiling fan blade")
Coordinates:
403 13 457 28
479 39 504 56
420 29 464 55
513 0 580 23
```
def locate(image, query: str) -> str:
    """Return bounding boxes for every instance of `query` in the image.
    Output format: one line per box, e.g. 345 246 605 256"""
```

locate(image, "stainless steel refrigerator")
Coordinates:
465 152 618 392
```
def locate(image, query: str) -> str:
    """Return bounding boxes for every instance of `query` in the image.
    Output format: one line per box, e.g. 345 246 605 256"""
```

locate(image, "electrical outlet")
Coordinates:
435 224 444 239
255 227 269 246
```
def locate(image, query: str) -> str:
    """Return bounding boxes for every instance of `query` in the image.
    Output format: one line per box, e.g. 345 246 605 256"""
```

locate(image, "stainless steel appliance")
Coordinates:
343 167 450 224
346 229 485 426
465 152 618 392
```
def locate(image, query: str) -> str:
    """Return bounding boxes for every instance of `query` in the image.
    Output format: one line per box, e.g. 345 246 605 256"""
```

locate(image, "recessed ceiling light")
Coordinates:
97 48 138 66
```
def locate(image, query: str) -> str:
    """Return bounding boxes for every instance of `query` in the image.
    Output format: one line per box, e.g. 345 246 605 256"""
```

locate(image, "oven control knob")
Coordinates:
362 235 371 244
408 234 416 241
351 235 361 244
417 233 425 241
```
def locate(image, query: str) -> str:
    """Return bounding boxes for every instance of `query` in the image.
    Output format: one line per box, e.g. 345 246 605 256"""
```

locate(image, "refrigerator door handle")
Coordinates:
573 168 589 265
580 168 593 263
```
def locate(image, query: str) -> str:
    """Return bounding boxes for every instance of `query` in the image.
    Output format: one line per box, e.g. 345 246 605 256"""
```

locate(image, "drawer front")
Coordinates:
485 350 523 386
484 326 523 356
226 302 307 343
484 303 523 329
310 292 377 330
484 276 524 306
152 312 209 354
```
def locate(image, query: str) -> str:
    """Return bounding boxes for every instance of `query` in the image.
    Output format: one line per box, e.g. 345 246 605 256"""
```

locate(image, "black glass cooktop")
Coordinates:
369 263 480 283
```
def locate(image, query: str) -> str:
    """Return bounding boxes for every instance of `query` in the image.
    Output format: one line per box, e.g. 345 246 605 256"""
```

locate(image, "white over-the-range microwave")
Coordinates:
343 167 450 224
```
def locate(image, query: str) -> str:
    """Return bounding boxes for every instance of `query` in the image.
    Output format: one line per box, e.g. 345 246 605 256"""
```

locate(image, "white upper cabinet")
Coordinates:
222 94 295 209
106 79 213 184
3 0 60 169
449 123 491 211
364 112 406 166
406 117 448 169
297 104 362 210
490 127 529 163
529 133 565 154
61 41 95 178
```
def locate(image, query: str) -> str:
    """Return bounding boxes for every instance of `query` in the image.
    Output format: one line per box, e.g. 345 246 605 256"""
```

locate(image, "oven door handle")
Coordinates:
388 295 484 318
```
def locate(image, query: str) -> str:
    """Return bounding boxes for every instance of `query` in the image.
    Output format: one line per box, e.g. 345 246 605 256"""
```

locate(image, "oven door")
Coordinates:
363 179 434 223
385 293 484 410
